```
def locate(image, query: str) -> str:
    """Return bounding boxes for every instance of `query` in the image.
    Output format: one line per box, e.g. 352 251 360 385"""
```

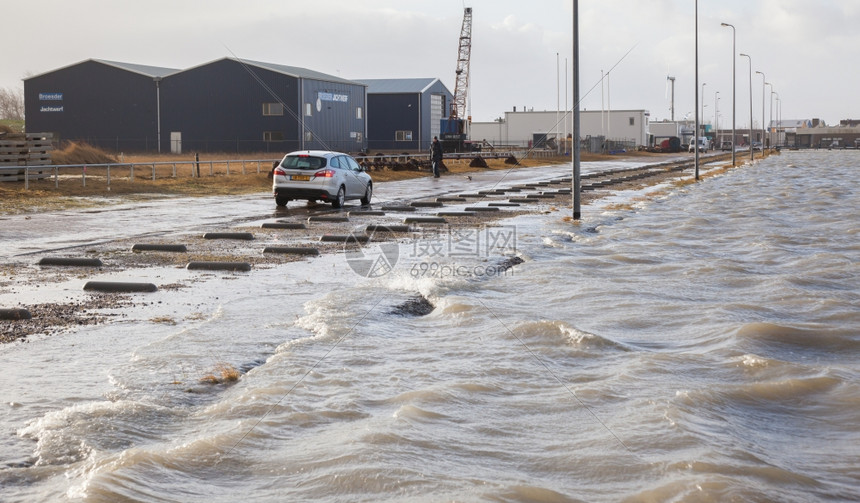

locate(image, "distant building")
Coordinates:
355 78 453 152
470 109 650 151
791 119 860 148
648 120 695 146
24 58 368 154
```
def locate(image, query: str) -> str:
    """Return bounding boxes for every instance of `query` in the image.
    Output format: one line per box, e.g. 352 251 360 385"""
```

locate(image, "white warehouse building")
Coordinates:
470 109 650 150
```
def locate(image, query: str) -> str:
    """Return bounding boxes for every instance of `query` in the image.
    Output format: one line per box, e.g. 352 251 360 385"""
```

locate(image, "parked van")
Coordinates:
688 137 710 152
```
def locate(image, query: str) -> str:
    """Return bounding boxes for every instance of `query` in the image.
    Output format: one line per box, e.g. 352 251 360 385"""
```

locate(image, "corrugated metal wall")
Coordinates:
299 79 367 153
161 59 302 154
365 93 421 151
24 59 369 154
420 80 452 151
24 61 159 152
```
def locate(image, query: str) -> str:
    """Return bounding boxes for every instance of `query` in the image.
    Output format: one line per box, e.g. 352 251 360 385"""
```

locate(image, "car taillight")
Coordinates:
314 169 335 178
273 167 287 176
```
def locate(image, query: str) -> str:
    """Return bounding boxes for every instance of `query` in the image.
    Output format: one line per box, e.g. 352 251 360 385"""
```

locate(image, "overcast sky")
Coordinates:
4 0 857 127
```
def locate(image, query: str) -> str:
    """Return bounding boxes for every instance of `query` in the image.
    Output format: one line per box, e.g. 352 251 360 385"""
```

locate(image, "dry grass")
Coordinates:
0 150 573 214
149 316 177 325
604 202 637 211
1 123 24 135
0 144 698 215
52 141 119 165
671 177 699 188
200 362 240 384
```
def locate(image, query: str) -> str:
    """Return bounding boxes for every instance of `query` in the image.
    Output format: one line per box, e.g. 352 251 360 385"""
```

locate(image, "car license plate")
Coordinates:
291 175 310 181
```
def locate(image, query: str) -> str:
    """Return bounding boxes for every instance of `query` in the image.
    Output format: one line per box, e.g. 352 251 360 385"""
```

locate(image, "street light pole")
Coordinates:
572 0 581 219
721 22 736 166
701 82 707 138
765 82 772 147
556 52 560 155
778 96 783 147
772 91 780 148
694 0 700 179
715 91 720 145
771 88 777 148
740 53 753 162
756 70 766 152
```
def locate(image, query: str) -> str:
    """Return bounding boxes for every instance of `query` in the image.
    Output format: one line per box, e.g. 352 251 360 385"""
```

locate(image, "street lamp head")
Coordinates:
740 53 750 58
755 70 764 75
721 22 731 27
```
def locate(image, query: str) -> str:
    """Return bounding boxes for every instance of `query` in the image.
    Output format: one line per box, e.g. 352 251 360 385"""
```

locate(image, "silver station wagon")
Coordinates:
272 150 372 208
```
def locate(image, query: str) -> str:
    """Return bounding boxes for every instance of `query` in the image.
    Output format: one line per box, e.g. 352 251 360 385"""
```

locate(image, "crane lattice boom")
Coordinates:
451 7 472 122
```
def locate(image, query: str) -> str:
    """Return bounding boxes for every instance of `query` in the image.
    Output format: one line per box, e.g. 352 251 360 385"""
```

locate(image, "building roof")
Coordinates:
93 59 180 78
222 58 363 86
355 78 446 94
25 58 180 81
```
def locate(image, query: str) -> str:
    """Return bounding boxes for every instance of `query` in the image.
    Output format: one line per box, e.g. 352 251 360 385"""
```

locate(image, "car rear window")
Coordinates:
281 155 327 170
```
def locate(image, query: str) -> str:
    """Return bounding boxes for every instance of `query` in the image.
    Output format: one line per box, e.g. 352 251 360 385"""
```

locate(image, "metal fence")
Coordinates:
15 158 280 190
12 150 540 190
579 136 638 154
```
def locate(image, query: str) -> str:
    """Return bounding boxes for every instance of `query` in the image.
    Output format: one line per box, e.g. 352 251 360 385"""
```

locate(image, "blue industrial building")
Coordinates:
161 58 367 153
356 78 453 152
24 58 368 154
24 59 179 152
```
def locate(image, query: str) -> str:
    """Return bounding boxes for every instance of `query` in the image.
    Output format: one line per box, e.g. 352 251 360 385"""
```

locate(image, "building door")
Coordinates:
430 94 442 146
170 132 182 154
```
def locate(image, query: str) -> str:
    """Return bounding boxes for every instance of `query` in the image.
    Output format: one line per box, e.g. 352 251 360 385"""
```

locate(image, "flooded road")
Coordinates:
0 159 636 258
1 152 858 502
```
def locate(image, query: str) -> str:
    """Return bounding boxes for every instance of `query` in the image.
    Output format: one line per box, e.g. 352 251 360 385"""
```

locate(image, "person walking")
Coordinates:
431 136 443 178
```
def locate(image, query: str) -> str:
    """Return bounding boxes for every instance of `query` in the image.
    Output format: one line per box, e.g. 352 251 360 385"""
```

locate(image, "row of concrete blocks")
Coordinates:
9 174 580 299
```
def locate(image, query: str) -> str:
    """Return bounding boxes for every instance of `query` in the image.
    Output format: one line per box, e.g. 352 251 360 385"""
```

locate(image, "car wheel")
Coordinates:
275 195 290 207
360 183 372 205
332 186 345 208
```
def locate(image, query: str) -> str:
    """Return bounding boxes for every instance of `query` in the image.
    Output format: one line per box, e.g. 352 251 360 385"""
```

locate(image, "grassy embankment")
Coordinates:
0 119 25 133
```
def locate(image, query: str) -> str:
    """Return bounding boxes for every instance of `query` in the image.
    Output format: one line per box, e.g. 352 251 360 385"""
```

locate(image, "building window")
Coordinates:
356 107 363 120
263 103 284 116
629 117 635 126
304 131 313 142
396 131 413 141
355 132 363 143
305 103 312 116
263 131 284 142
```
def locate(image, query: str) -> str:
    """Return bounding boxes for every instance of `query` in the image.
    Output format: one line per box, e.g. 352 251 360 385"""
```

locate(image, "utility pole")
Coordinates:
721 22 736 166
756 71 766 152
715 91 720 146
572 0 581 220
667 76 675 121
556 52 560 155
740 53 753 162
694 0 700 179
